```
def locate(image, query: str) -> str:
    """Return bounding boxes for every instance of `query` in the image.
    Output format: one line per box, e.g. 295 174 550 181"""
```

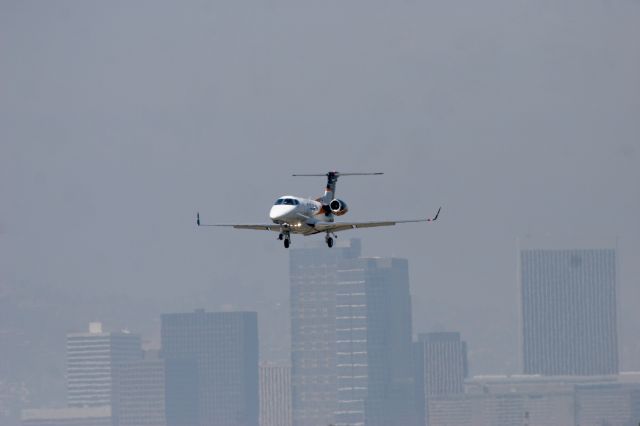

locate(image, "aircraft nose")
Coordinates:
270 205 295 221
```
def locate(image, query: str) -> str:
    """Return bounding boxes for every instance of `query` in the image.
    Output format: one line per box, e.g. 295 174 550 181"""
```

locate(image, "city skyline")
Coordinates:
13 237 638 426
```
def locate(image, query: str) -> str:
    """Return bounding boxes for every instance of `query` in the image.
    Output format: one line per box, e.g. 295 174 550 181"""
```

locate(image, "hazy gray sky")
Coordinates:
1 0 639 384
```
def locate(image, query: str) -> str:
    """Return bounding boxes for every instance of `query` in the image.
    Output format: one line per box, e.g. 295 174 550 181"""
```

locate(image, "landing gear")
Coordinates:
325 233 335 248
281 230 291 248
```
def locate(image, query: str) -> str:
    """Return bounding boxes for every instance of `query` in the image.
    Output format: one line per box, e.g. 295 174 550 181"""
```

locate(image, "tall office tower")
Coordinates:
335 257 416 426
66 322 142 409
414 332 468 425
520 246 619 375
116 351 167 426
259 364 292 426
289 239 361 426
161 310 259 426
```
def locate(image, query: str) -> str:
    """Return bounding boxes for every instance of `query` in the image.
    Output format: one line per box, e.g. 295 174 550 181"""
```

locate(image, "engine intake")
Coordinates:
329 199 349 216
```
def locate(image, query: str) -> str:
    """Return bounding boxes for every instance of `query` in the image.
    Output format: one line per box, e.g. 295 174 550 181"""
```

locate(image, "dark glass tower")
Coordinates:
161 310 259 426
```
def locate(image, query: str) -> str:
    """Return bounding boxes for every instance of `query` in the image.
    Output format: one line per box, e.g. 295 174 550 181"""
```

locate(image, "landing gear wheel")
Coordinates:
278 233 283 241
284 239 290 249
326 237 334 248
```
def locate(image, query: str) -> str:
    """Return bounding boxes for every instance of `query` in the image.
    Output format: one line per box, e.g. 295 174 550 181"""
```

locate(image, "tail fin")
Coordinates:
292 171 383 204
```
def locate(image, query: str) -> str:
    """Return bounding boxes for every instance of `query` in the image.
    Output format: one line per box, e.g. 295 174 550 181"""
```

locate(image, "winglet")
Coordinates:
427 207 442 222
197 212 201 226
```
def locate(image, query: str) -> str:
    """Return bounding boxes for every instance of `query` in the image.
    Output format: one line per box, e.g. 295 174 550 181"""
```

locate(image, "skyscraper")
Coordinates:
414 332 468 425
289 239 361 426
259 364 292 426
290 239 416 426
161 310 259 426
66 322 142 409
520 246 618 375
336 257 416 426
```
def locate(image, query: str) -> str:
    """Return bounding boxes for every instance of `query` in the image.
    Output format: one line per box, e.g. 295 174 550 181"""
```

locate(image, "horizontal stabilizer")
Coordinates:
292 172 383 177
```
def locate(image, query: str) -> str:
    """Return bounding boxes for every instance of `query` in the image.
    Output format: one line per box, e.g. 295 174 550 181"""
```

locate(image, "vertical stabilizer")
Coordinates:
291 171 383 205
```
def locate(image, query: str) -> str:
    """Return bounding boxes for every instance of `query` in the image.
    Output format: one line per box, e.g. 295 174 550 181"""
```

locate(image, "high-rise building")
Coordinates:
116 351 167 426
289 239 361 426
520 246 618 375
414 332 468 425
161 310 259 426
335 257 416 426
290 239 416 426
259 364 292 426
66 322 142 409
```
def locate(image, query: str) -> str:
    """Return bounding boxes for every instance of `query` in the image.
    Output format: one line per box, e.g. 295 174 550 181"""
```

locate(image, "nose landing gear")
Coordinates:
279 230 291 248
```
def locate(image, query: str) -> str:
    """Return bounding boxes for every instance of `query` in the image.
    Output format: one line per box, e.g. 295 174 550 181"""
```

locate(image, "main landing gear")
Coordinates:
325 233 336 248
279 232 291 249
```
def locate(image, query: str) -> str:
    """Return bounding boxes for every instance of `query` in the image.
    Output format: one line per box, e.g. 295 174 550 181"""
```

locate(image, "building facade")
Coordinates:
575 383 640 426
426 391 575 426
414 332 468 425
289 239 361 426
66 323 142 409
116 353 167 426
335 257 416 426
290 239 416 426
161 310 259 426
520 247 618 375
415 332 468 397
259 364 292 426
21 407 112 426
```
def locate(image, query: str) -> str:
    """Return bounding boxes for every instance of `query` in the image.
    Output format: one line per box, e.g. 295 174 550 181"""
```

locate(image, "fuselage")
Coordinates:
269 196 329 234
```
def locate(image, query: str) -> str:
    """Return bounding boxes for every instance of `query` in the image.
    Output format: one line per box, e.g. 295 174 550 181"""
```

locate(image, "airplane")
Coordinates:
196 171 441 248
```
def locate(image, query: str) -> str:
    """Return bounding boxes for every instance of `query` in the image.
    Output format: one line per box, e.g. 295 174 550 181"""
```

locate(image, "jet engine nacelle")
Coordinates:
329 199 349 216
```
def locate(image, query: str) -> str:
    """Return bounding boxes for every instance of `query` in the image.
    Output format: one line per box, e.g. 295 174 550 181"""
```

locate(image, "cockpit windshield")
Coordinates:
274 198 299 206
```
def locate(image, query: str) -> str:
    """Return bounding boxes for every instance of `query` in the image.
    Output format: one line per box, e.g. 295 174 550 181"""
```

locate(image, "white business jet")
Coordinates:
197 171 440 248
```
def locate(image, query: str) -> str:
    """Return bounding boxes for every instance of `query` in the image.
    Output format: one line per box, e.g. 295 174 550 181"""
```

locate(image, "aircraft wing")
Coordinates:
312 208 441 233
196 213 281 231
198 223 282 231
312 219 422 233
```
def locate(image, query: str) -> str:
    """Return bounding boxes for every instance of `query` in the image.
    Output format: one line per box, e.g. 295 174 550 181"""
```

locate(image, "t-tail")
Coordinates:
292 171 383 204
